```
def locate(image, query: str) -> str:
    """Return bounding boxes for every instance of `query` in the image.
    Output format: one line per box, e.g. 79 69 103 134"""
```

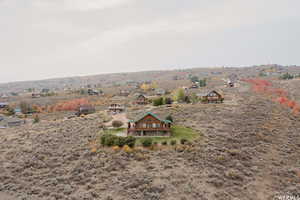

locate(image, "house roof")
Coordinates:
197 90 222 97
129 112 172 124
137 94 147 99
79 105 95 111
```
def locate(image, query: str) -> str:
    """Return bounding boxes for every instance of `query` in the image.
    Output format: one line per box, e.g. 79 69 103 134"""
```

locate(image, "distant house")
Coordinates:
227 80 234 87
119 90 130 97
0 94 8 98
127 112 172 137
32 93 41 98
87 89 102 96
211 71 222 75
10 92 19 96
189 83 199 89
197 90 224 103
135 94 149 105
155 88 166 96
108 104 124 113
41 88 50 93
75 105 96 116
0 102 9 109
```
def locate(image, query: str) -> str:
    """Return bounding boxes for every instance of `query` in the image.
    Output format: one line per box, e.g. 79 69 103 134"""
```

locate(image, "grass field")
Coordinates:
103 128 126 135
101 126 200 145
135 125 200 145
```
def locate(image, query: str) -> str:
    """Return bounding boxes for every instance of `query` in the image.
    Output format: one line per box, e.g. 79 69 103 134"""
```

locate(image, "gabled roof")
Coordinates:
129 112 172 124
208 90 222 96
197 90 222 97
136 94 148 99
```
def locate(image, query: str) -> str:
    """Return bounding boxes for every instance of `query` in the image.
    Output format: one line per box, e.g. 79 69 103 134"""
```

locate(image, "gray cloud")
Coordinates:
0 0 299 83
31 0 135 11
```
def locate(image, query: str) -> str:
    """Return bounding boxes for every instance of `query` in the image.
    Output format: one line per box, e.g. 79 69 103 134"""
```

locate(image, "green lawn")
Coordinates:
100 126 200 146
135 125 200 145
103 128 126 135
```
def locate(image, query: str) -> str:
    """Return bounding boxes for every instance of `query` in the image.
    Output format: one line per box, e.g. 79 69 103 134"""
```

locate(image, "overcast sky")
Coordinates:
0 0 299 83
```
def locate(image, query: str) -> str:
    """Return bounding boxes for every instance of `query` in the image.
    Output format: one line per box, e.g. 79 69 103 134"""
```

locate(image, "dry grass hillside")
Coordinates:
0 77 299 200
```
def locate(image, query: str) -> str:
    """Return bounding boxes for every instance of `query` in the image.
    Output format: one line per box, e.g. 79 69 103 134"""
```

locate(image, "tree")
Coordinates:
52 98 89 111
280 73 294 80
26 88 35 92
199 79 207 87
259 72 267 77
150 81 158 90
164 97 173 105
140 83 151 91
174 88 185 102
80 89 87 95
141 138 153 147
165 115 173 123
184 96 191 103
153 97 164 106
190 76 199 83
20 102 34 114
190 93 199 103
124 136 136 148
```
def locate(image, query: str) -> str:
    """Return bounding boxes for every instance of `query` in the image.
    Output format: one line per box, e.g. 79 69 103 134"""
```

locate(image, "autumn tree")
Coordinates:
173 88 185 102
20 102 35 114
52 98 90 112
140 83 151 91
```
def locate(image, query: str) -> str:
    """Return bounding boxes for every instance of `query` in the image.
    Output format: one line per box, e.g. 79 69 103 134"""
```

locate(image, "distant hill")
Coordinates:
0 65 299 94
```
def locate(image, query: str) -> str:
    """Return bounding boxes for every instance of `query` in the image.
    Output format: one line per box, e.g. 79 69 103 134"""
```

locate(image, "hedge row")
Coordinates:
141 138 189 147
101 134 136 148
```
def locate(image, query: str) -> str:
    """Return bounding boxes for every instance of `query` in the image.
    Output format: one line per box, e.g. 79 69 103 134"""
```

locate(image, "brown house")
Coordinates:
197 90 224 103
75 105 95 116
119 90 130 97
127 112 172 137
108 104 125 113
135 94 149 105
0 102 9 109
31 93 41 98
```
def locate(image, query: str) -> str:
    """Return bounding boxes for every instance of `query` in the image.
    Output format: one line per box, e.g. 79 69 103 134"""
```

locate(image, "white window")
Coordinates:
152 123 156 128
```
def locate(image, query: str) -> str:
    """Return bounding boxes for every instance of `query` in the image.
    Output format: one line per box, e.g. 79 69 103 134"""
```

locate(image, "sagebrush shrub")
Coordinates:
141 138 153 147
33 115 40 123
114 137 126 147
112 120 124 128
124 136 136 148
100 134 117 147
180 138 188 145
101 134 136 148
